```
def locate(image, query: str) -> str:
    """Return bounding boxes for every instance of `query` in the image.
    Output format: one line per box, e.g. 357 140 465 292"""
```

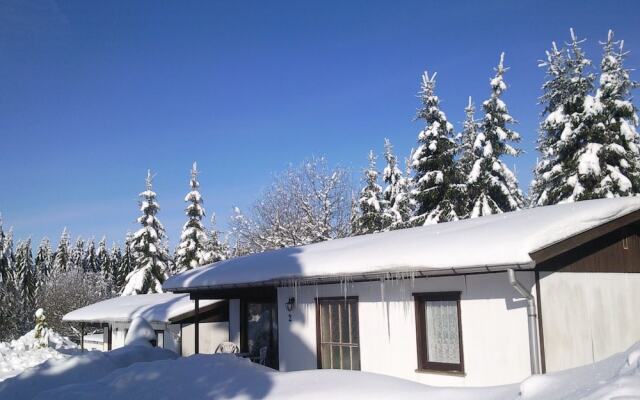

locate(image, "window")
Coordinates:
316 297 360 370
154 330 164 348
414 292 464 373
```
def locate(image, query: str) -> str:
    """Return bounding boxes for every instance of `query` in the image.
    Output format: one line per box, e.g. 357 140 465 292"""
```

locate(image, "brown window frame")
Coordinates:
315 296 361 370
413 291 464 374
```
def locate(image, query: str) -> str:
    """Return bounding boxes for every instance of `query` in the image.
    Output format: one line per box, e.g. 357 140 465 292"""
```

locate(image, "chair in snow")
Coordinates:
215 341 240 354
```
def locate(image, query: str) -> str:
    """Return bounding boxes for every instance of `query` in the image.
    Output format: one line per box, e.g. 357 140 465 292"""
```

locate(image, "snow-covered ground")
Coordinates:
0 328 77 383
1 328 638 400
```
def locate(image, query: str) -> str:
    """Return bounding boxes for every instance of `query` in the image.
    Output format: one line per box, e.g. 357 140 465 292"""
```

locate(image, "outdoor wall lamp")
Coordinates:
285 297 295 312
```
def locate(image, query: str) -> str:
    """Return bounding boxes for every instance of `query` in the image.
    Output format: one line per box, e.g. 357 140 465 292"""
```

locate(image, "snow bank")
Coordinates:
518 342 640 400
0 344 177 400
32 342 640 400
164 197 640 290
0 329 77 382
32 354 516 400
63 293 218 323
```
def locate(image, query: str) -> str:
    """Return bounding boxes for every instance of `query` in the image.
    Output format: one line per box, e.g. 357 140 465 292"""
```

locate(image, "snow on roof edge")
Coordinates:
168 262 536 293
63 293 218 324
163 197 640 292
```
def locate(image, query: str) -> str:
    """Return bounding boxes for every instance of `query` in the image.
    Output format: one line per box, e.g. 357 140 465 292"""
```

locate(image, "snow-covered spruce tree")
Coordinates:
96 237 111 280
175 162 211 273
118 233 135 290
69 237 85 271
2 227 15 285
122 170 170 295
109 243 123 289
355 151 385 234
530 30 597 205
34 238 53 278
0 218 11 285
586 30 640 197
467 53 525 217
458 97 480 177
381 139 412 229
530 40 572 206
52 228 71 275
15 239 37 314
84 239 98 272
410 71 464 224
206 214 228 263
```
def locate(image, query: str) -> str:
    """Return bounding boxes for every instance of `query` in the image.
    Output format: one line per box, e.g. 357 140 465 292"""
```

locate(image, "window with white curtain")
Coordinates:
414 292 464 373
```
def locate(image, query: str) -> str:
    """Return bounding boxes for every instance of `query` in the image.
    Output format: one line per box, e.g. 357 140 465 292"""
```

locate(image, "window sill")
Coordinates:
415 368 466 377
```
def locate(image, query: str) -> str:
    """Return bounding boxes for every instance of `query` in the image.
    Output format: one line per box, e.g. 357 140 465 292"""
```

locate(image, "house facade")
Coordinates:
164 198 640 386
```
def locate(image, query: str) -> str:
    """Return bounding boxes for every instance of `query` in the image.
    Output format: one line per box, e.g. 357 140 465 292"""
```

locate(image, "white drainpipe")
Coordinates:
508 268 541 374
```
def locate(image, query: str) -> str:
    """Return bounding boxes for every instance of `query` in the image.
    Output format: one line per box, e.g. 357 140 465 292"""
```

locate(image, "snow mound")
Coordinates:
0 329 77 382
32 342 640 400
124 317 156 347
518 342 640 400
0 344 176 400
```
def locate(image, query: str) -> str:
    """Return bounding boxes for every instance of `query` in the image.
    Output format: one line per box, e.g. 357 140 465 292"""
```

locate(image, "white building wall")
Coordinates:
180 322 230 356
277 272 535 387
539 272 640 372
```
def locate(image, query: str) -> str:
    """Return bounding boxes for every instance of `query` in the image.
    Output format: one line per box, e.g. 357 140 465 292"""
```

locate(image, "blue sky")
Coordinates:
1 0 639 247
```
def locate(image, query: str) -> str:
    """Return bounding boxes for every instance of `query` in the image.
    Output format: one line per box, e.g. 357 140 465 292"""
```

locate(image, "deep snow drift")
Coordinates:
17 342 640 400
0 318 176 400
0 328 77 383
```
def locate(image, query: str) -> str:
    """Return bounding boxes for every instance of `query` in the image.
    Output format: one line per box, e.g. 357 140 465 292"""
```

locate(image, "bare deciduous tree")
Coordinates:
230 157 354 255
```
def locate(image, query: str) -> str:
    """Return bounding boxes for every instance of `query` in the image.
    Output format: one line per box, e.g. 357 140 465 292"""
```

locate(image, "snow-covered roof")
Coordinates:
163 197 640 292
63 293 216 324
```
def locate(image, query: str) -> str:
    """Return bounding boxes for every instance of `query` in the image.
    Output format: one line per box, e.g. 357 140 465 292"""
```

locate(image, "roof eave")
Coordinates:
165 262 536 294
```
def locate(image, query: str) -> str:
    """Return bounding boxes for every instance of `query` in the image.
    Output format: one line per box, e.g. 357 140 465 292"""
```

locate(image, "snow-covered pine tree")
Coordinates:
122 170 170 295
467 53 525 217
117 233 135 291
69 237 84 271
381 139 412 229
530 40 571 206
459 97 480 177
52 228 71 274
34 238 52 279
84 239 98 272
109 242 122 290
15 239 36 313
355 151 385 234
175 163 211 273
530 30 598 205
410 72 464 224
0 218 9 285
96 237 110 279
206 214 227 263
588 30 640 196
